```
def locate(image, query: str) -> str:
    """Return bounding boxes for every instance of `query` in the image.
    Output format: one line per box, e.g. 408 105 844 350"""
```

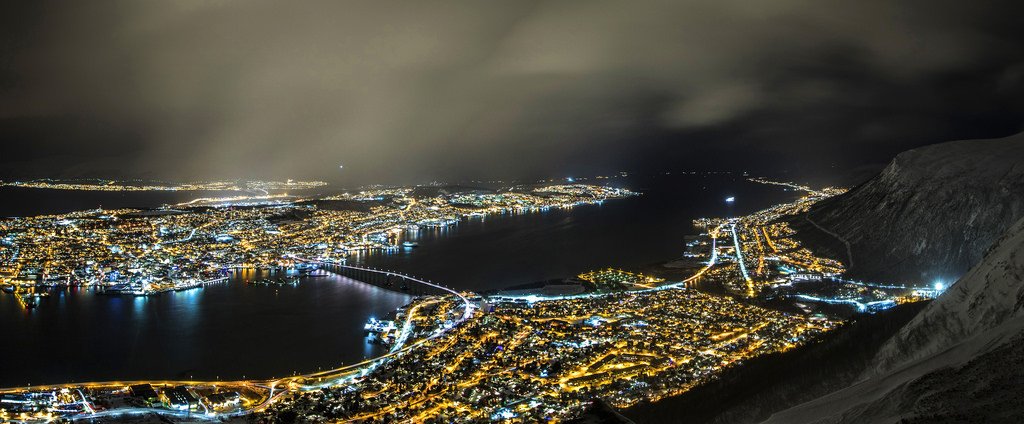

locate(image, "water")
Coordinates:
0 187 244 217
0 173 798 387
0 273 410 387
352 173 800 291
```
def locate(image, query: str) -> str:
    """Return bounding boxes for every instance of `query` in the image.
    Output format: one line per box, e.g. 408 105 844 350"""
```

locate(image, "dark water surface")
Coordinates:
0 272 410 387
0 174 798 387
353 174 800 291
0 187 253 217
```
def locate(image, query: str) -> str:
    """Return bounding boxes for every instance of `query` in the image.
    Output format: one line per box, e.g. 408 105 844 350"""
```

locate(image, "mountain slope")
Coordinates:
870 214 1024 373
794 132 1024 285
622 134 1024 423
765 215 1024 423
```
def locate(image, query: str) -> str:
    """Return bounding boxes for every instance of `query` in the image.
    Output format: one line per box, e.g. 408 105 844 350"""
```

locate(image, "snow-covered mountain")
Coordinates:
764 133 1024 423
624 134 1024 424
870 215 1024 374
766 215 1024 423
795 132 1024 285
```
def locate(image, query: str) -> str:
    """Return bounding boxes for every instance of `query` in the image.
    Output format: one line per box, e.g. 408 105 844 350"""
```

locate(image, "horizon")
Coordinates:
1 2 1022 423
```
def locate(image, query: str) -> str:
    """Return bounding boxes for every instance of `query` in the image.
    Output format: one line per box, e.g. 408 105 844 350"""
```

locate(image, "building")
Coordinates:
162 387 200 411
129 384 159 406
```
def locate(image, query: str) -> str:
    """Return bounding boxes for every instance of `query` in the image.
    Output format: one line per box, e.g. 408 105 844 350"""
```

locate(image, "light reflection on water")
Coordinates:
0 271 412 387
352 175 800 292
0 174 799 387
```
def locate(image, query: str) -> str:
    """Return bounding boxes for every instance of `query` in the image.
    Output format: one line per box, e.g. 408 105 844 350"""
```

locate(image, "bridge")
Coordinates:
2 264 474 422
316 262 451 296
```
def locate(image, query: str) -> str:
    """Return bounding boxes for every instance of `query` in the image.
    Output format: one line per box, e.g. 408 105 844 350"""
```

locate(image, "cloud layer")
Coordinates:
1 0 1022 184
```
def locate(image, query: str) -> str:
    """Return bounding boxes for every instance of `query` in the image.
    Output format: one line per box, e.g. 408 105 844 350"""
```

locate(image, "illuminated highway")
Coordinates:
2 181 937 423
3 233 729 423
731 222 755 296
0 265 473 423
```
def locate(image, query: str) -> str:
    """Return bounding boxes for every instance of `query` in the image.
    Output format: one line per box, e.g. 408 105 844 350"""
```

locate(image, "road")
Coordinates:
730 222 755 297
2 264 474 423
8 239 726 423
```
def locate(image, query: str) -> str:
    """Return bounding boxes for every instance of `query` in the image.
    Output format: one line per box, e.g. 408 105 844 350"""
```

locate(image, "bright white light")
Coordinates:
339 165 344 169
934 282 945 291
725 196 736 203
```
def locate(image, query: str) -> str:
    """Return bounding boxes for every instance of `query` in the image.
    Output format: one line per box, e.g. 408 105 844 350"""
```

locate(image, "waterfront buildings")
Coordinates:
0 179 940 422
0 183 634 298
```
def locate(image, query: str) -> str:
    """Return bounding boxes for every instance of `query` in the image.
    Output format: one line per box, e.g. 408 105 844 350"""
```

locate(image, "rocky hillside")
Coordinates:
870 215 1024 373
794 132 1024 285
763 133 1024 423
766 214 1024 423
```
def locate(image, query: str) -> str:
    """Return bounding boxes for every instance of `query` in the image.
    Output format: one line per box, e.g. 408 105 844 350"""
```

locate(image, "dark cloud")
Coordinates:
1 0 1022 185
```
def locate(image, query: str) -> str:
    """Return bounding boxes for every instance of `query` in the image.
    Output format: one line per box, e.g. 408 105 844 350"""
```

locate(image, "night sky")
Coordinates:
2 1 1022 185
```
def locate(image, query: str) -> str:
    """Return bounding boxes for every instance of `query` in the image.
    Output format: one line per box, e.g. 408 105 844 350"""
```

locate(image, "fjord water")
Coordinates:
0 187 247 217
0 273 412 387
353 173 801 291
0 174 798 387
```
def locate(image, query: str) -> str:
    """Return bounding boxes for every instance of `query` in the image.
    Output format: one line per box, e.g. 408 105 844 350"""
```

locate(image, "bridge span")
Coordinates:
2 264 475 422
316 262 451 296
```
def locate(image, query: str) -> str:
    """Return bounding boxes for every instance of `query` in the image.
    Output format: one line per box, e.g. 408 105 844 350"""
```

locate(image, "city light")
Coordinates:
0 178 941 423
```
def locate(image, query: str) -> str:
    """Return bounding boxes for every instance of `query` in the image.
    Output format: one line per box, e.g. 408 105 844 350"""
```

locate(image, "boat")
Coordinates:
402 241 419 248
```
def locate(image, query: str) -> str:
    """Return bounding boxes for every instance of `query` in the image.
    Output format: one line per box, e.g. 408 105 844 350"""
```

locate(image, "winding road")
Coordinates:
3 264 474 422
